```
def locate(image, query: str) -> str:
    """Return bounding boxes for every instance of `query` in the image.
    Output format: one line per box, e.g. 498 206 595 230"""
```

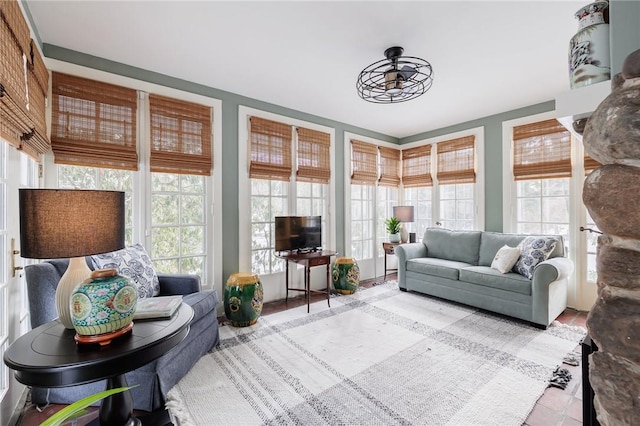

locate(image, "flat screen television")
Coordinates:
275 216 322 252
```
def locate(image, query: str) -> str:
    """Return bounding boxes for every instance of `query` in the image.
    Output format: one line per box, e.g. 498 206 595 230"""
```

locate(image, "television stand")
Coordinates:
276 250 337 313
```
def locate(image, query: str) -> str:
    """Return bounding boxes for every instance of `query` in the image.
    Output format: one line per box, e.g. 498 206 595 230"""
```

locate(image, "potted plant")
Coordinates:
41 386 134 426
385 217 402 243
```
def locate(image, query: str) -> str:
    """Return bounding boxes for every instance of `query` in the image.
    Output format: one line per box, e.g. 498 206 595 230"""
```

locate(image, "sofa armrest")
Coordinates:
531 257 574 326
533 257 575 285
158 274 202 296
394 243 428 290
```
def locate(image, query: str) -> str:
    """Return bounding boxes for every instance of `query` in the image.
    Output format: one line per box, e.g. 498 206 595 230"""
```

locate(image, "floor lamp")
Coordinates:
393 206 415 243
19 189 125 329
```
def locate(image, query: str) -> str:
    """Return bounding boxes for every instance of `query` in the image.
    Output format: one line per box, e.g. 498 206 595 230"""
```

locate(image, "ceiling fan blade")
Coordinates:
398 65 417 81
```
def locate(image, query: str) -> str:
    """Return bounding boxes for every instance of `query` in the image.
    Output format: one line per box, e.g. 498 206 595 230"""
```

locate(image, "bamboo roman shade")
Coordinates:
512 119 571 180
0 0 50 159
350 139 378 185
296 127 330 183
584 154 601 174
51 72 138 170
402 145 432 188
436 136 476 184
249 116 293 181
378 146 401 187
149 94 212 176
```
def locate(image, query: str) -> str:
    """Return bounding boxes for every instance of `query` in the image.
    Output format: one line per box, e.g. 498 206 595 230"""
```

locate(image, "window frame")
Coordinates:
43 60 222 293
237 106 336 278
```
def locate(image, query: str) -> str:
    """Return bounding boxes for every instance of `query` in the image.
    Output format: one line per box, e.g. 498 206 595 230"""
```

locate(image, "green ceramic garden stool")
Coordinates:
224 272 264 327
332 257 360 295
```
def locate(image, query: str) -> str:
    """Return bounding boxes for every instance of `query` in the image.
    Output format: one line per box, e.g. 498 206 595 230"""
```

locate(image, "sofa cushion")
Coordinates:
513 236 559 279
478 232 527 266
91 243 160 298
459 266 532 295
423 228 482 265
406 258 472 280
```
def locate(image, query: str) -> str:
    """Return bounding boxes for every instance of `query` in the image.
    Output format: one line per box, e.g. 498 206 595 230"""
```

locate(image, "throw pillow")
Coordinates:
512 236 559 279
91 243 160 298
491 245 521 274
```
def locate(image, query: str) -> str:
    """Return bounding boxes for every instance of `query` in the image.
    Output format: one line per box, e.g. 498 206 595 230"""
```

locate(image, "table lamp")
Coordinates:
393 205 415 243
19 189 125 329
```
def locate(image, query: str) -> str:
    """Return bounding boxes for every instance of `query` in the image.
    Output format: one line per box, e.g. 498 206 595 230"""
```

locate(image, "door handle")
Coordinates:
11 238 23 277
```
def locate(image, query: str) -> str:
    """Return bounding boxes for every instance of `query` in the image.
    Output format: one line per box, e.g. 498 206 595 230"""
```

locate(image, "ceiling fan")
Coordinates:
357 46 434 104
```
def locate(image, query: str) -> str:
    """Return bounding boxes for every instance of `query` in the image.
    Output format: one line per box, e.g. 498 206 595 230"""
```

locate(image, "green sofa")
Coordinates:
395 228 573 327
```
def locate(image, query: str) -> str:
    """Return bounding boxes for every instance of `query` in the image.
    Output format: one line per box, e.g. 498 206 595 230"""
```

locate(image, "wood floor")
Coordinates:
14 273 588 426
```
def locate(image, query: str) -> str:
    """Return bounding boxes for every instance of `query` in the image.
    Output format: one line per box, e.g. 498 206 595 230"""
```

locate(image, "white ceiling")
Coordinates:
25 1 585 139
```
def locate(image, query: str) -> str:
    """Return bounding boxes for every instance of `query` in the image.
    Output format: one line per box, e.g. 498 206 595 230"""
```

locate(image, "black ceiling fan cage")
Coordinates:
357 46 434 104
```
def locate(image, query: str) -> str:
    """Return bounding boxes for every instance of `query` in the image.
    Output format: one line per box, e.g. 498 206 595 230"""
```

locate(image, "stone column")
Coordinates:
582 49 640 426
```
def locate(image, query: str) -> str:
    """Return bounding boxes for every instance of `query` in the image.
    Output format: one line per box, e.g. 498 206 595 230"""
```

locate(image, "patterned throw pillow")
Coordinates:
91 243 160 298
491 245 521 274
512 236 558 279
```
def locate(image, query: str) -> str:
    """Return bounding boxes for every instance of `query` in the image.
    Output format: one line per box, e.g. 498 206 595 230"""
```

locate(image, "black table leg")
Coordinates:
99 374 140 426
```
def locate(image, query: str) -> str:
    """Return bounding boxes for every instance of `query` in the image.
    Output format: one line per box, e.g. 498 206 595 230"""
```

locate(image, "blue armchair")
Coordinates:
24 258 219 412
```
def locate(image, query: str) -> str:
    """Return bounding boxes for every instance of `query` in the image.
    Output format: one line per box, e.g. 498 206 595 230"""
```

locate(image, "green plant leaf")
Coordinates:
40 386 136 426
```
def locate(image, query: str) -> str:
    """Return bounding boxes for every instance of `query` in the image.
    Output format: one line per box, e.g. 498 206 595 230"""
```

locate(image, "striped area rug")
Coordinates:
166 282 585 425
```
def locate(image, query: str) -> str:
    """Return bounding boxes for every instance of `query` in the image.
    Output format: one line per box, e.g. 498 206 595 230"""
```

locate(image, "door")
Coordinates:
0 141 37 424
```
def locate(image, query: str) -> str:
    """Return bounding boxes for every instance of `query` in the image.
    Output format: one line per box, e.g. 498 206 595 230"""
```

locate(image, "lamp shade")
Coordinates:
19 189 125 259
393 205 414 223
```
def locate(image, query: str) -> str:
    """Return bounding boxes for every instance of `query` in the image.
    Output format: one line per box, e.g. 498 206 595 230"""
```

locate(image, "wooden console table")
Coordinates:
276 250 337 313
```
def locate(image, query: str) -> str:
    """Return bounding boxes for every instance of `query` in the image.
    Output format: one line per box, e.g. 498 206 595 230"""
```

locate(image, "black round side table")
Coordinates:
4 303 193 425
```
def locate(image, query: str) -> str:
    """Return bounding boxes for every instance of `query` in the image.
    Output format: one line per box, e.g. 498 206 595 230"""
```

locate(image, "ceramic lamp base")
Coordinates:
74 322 134 346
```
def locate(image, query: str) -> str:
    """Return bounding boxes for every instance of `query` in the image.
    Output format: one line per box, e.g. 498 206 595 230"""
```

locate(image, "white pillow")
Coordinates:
491 245 521 274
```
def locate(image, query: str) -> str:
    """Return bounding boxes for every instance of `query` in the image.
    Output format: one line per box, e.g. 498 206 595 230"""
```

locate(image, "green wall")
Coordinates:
42 44 396 282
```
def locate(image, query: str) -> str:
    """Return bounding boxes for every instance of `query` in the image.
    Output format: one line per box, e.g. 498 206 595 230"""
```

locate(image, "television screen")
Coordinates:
275 216 322 252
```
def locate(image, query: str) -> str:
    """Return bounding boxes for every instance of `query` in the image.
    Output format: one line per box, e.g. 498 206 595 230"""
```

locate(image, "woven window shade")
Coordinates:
0 0 33 149
436 136 476 184
513 119 571 180
584 154 602 174
351 140 378 185
149 94 212 176
378 146 401 187
402 145 432 188
296 127 330 183
51 72 138 170
20 41 50 160
249 116 292 181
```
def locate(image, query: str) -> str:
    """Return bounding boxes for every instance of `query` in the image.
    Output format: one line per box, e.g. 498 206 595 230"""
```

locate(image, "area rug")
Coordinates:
166 282 586 426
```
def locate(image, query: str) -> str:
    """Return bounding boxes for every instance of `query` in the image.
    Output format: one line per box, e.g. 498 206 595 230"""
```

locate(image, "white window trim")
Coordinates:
399 126 485 231
237 105 336 273
42 59 223 295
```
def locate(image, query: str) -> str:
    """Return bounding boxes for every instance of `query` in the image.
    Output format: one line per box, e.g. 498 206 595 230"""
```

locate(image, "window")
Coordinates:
151 174 207 276
50 72 216 282
348 137 401 265
402 145 433 237
436 136 476 230
245 113 333 275
0 141 7 402
512 119 571 245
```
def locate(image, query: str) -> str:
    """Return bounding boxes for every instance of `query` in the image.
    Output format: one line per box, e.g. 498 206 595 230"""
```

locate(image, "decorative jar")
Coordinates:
70 268 137 345
224 272 263 327
332 257 360 295
569 1 610 89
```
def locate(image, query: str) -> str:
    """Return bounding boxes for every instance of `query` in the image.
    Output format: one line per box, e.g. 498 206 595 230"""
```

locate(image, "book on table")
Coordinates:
134 295 182 320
